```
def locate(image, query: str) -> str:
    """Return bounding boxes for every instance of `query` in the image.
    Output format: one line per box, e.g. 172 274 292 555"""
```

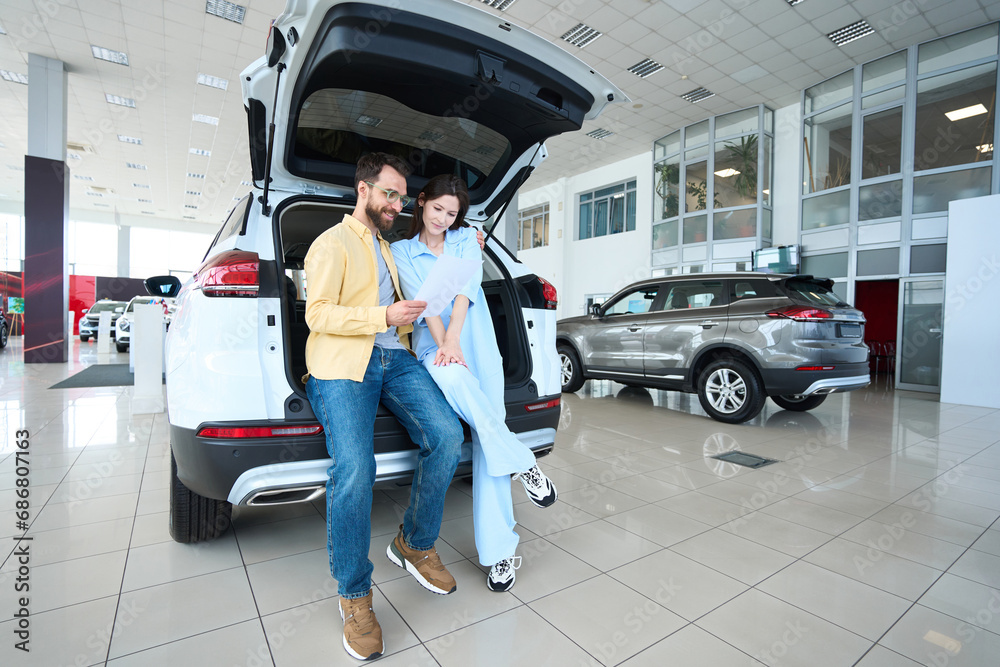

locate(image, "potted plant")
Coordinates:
654 162 679 218
724 134 758 201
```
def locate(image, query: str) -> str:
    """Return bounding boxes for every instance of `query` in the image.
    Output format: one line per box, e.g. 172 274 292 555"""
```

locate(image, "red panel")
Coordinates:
69 275 97 335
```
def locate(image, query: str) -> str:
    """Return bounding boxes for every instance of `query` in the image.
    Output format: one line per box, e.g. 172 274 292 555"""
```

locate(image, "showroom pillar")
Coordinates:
24 53 69 363
117 224 129 278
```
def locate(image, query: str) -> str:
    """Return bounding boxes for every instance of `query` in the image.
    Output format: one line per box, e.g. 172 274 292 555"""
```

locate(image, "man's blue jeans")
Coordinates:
306 346 462 599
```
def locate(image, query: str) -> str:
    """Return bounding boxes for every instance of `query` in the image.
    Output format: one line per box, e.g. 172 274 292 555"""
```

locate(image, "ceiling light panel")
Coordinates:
786 0 806 5
186 190 202 195
828 20 875 46
188 173 206 178
126 162 147 170
681 87 715 103
190 148 212 156
561 23 602 48
106 94 136 107
74 175 94 181
206 0 246 24
355 115 383 127
197 73 229 90
91 45 129 66
1 70 28 84
118 135 142 144
192 113 219 125
481 0 517 10
586 128 614 139
628 59 664 78
945 103 988 121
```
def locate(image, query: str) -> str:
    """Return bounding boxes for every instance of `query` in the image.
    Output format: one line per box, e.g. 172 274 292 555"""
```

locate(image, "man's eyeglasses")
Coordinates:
364 181 412 207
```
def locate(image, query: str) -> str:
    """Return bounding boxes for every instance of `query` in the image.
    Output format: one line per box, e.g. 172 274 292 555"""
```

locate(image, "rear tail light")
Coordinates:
195 250 260 297
539 277 558 310
525 398 560 412
197 424 324 438
765 305 832 321
796 366 835 371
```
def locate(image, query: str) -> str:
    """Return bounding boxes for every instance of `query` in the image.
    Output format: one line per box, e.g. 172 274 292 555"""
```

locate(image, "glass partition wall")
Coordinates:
652 105 773 273
800 24 999 294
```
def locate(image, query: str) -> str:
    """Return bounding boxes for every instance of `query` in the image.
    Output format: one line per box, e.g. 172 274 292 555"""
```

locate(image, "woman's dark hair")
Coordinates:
405 174 470 239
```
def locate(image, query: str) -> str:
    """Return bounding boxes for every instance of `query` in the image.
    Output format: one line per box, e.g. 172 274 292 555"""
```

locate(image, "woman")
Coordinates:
391 174 557 592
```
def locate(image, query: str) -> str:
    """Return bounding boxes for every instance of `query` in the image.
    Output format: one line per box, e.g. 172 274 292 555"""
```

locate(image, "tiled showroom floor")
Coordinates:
2 338 999 666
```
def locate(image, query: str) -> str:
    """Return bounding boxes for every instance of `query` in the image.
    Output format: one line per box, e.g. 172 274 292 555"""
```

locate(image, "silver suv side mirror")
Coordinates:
591 303 603 317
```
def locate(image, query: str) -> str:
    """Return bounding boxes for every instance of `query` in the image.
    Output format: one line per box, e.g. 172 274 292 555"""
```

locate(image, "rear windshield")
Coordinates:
295 89 511 189
782 278 848 307
88 302 123 313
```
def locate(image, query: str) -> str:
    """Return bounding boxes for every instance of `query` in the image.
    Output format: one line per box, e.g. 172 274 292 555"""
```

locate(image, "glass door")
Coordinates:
895 279 944 392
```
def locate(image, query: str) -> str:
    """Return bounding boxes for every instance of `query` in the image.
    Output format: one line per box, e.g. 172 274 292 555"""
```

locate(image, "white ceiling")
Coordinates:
0 0 996 229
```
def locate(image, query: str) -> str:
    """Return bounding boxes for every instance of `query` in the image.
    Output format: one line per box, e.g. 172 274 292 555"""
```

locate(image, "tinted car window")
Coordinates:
663 281 726 310
731 279 779 301
207 195 251 257
782 278 847 306
603 286 660 316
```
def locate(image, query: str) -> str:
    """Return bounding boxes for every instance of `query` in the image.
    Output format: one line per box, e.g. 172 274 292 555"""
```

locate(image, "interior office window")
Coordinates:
0 213 23 272
803 102 852 194
686 161 709 212
804 70 853 114
714 137 757 209
863 51 906 94
518 204 549 250
70 221 118 277
918 24 999 75
912 166 992 214
914 62 996 172
862 107 903 179
577 180 636 240
654 156 680 220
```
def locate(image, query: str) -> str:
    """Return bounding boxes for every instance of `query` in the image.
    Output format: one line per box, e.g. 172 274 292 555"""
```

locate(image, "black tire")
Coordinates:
697 357 766 424
771 394 827 412
116 342 128 353
0 323 7 349
169 451 232 543
558 344 585 393
80 335 90 343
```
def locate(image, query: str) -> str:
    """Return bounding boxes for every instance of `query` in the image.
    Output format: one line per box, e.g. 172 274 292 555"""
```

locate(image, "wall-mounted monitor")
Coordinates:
752 245 799 274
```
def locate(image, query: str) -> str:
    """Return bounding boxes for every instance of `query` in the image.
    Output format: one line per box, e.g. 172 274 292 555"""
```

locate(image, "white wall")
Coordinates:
517 151 653 319
772 102 802 246
940 194 1000 408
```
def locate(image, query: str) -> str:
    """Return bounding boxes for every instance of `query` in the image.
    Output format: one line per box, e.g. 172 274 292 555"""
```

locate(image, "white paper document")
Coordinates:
414 255 481 317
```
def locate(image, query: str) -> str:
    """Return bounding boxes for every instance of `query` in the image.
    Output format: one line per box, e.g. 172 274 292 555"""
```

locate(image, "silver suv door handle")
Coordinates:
701 320 720 329
628 325 642 332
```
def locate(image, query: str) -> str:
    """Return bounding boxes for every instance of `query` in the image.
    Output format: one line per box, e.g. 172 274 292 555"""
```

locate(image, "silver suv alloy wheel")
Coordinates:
703 367 747 414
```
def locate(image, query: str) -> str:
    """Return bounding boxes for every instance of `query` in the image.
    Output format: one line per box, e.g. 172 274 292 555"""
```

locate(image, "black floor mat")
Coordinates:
49 363 162 389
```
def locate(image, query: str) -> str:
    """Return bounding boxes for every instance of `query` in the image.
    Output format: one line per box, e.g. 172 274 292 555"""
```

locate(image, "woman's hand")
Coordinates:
434 339 466 367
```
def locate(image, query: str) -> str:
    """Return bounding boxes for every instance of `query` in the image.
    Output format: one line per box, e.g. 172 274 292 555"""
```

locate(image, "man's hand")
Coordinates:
475 228 485 250
386 300 426 326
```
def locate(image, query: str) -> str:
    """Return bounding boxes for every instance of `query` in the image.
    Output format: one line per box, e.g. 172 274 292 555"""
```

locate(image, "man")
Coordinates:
304 152 463 661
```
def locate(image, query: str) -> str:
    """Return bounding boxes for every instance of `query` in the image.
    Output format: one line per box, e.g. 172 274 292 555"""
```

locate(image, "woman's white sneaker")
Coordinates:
487 556 521 592
514 465 557 508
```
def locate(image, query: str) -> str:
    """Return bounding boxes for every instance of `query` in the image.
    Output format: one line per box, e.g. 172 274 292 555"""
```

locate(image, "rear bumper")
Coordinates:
760 362 870 396
170 397 561 503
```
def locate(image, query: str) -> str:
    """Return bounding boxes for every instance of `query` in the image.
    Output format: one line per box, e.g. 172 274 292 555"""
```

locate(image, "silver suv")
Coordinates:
556 273 869 423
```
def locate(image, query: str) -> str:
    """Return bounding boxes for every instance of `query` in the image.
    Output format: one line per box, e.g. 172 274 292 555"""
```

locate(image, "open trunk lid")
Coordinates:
243 0 626 220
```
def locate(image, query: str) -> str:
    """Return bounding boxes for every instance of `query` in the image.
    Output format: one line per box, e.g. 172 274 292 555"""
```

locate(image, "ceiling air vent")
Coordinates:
561 23 602 48
828 20 875 46
586 128 614 140
67 141 96 154
481 0 517 11
681 87 715 103
628 59 664 78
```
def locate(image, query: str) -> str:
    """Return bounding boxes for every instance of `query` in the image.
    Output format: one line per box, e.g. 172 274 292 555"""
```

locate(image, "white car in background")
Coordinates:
144 0 624 543
115 296 176 353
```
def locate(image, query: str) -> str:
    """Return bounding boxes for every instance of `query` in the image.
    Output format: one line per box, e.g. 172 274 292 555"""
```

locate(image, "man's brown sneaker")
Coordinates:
339 592 383 661
386 526 457 595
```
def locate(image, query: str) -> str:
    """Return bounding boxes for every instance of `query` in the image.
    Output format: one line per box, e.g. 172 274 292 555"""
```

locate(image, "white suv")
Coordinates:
145 0 624 543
